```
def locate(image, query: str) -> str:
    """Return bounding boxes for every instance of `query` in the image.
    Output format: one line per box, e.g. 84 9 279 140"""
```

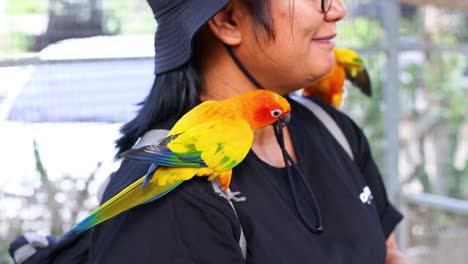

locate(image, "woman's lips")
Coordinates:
312 34 336 44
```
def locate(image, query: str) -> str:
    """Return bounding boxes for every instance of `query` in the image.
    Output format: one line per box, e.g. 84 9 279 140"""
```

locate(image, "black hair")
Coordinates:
115 0 276 156
243 0 276 41
115 61 201 157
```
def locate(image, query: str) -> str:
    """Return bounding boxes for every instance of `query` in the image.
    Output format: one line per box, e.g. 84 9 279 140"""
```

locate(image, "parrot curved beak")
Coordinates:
276 113 291 128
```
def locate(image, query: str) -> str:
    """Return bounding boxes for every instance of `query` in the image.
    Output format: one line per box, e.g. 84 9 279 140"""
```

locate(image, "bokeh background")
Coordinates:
0 0 467 263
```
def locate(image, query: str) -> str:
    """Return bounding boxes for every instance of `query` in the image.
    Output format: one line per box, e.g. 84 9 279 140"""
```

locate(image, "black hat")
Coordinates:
147 0 230 74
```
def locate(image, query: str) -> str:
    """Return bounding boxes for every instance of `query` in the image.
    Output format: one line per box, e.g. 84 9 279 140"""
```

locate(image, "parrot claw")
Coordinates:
223 189 246 202
211 179 246 202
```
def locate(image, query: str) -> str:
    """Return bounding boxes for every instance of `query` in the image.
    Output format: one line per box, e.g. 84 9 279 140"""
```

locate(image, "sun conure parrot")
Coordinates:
303 47 372 108
69 89 291 234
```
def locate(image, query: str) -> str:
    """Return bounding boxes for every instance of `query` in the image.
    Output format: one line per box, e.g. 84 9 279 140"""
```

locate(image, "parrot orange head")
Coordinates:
233 90 291 130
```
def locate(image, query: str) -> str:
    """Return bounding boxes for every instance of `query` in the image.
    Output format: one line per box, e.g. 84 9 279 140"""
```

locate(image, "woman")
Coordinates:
11 0 407 263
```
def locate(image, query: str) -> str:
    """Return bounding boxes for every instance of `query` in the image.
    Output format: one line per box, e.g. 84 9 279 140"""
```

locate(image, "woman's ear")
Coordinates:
206 1 243 46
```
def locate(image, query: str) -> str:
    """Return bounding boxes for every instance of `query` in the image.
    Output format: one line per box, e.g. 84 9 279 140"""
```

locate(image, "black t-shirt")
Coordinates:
51 97 402 263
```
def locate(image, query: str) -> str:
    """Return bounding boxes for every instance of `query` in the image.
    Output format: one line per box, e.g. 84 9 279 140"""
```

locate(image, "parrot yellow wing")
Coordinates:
168 118 254 171
168 100 241 136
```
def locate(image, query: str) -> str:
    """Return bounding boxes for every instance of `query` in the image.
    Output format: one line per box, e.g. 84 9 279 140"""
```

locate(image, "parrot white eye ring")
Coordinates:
270 109 283 118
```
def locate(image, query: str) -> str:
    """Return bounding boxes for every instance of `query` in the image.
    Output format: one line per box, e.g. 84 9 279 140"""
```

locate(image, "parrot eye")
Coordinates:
270 109 283 118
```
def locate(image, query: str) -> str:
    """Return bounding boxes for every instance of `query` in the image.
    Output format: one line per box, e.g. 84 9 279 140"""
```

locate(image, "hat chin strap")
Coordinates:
225 45 265 90
225 45 324 235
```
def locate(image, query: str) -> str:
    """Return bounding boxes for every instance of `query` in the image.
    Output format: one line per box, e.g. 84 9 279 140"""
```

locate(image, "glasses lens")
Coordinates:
322 0 332 13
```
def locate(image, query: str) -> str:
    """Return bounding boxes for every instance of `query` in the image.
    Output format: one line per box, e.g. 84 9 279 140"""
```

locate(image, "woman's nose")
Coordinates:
325 0 347 22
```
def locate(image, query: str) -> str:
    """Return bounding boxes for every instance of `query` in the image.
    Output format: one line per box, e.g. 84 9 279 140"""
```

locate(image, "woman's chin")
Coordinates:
310 62 334 80
303 67 332 85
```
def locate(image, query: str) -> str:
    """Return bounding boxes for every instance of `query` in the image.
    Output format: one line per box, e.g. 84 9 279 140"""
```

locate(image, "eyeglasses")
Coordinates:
321 0 333 13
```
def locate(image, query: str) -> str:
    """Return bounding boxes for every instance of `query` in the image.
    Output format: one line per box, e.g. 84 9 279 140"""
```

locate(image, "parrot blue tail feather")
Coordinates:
142 163 158 188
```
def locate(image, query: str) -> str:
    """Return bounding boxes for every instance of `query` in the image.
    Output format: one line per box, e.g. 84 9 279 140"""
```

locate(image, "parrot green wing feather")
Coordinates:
168 118 254 171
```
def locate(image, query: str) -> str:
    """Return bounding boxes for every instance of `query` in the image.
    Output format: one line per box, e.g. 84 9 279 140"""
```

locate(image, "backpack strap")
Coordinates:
289 94 354 160
132 129 171 149
211 180 247 259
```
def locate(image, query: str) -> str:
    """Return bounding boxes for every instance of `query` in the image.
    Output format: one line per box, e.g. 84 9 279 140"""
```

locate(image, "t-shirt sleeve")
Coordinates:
88 159 246 264
318 101 403 239
352 132 403 238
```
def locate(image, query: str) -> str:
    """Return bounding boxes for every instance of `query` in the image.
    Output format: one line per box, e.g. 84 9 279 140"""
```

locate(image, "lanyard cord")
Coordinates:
226 45 265 89
226 45 324 234
273 124 324 234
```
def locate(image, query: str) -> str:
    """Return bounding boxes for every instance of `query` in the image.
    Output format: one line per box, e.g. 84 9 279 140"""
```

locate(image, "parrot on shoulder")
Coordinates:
68 89 291 235
303 47 372 108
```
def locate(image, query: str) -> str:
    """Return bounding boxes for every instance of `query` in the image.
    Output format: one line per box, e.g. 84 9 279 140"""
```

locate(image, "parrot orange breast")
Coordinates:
303 61 346 107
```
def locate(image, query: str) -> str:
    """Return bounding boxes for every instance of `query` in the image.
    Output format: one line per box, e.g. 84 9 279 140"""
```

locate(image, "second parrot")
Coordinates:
303 47 372 108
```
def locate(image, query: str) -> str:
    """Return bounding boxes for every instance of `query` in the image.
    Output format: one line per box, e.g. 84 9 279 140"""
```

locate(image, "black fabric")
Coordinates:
39 97 402 263
45 233 89 264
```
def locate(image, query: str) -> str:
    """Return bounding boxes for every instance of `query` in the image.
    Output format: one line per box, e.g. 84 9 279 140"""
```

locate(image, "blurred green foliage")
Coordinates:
5 0 48 14
0 245 10 264
337 17 384 46
398 48 467 198
1 1 45 56
0 32 32 56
